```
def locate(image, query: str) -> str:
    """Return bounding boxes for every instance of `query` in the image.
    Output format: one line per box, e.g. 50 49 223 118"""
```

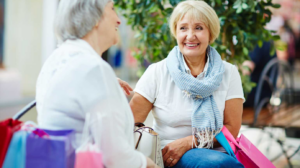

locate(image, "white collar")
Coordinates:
182 54 210 77
64 39 101 57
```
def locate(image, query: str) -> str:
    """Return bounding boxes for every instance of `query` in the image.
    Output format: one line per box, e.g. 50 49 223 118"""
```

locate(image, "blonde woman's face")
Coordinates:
176 15 210 58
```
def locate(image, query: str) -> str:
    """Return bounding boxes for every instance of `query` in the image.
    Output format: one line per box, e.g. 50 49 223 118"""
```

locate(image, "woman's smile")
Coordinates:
184 43 200 49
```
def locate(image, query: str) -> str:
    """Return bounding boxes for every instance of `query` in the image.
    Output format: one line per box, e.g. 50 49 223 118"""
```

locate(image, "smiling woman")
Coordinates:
35 0 157 168
130 0 245 168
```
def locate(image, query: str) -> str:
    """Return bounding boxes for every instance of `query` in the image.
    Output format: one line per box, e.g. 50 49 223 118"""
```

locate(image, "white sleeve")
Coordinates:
90 102 147 168
134 64 158 103
73 60 147 168
225 65 245 102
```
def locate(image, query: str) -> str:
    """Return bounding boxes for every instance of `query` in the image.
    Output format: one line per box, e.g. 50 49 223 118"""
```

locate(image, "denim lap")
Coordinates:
171 148 244 168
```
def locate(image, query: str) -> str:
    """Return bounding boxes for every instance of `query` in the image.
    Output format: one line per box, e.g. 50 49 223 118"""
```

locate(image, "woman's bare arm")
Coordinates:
130 93 153 123
223 98 244 138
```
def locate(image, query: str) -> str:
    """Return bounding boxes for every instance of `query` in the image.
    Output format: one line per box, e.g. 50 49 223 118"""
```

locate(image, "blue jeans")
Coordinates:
171 148 244 168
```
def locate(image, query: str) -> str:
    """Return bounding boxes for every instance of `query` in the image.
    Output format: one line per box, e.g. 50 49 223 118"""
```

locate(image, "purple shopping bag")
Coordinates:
26 129 75 168
221 126 275 168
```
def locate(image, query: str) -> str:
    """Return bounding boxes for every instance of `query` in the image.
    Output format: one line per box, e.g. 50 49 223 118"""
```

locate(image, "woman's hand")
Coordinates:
146 157 161 168
117 78 133 96
162 136 193 167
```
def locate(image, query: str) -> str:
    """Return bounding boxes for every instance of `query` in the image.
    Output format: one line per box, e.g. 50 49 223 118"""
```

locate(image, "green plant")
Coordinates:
114 0 280 95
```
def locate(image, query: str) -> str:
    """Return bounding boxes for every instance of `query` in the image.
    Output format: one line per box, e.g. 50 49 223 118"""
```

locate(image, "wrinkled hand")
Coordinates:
117 78 133 96
162 137 191 167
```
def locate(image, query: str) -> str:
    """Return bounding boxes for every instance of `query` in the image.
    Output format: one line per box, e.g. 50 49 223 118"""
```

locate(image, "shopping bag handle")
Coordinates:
215 132 237 159
221 126 241 150
32 129 49 138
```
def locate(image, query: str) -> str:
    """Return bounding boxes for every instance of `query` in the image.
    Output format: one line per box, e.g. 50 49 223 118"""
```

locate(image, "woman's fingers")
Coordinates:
162 148 168 156
162 151 169 165
165 157 176 167
117 78 133 95
169 158 178 167
123 87 130 95
126 84 133 91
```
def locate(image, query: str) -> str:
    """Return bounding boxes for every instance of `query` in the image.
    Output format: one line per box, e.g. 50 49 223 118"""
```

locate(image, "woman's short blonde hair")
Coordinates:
169 0 220 44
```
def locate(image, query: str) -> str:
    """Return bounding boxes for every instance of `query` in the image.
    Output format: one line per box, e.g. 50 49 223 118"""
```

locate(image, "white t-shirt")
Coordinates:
36 39 146 168
134 57 245 149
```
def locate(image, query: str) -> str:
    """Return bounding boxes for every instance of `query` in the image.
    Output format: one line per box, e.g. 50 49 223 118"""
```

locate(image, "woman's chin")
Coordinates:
113 37 119 46
183 51 202 57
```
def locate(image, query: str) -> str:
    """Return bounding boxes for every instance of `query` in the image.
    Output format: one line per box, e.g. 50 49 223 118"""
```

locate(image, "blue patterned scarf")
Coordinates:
166 46 225 148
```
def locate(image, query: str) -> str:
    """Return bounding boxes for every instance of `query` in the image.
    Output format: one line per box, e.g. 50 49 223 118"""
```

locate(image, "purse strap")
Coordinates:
135 122 145 127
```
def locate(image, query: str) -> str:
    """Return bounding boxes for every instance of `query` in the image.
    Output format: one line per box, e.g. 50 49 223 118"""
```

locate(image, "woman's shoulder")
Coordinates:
222 61 238 73
145 59 167 73
222 60 235 68
51 43 104 68
221 61 240 83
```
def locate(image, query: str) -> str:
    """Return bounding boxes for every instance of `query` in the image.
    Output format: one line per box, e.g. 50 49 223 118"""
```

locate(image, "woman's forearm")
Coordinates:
212 123 240 148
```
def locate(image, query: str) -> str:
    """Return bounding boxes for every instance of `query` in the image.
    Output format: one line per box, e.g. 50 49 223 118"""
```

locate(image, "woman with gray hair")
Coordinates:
36 0 158 167
131 0 244 167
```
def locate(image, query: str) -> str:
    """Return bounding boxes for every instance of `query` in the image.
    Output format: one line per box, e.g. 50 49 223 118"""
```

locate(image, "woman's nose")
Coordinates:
117 16 121 25
186 30 195 40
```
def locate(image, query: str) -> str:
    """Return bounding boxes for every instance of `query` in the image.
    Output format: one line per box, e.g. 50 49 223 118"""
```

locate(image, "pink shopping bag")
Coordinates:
75 144 103 168
75 113 104 168
222 126 275 168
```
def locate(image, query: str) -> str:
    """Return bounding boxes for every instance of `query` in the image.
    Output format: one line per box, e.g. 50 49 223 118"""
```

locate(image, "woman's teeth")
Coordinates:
186 44 198 47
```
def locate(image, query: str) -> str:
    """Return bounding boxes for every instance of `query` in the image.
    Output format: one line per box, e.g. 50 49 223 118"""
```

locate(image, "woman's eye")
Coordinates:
180 27 186 30
196 26 203 30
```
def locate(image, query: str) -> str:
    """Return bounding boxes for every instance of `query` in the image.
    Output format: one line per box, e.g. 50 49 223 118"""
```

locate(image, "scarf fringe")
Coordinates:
192 127 221 149
182 90 192 98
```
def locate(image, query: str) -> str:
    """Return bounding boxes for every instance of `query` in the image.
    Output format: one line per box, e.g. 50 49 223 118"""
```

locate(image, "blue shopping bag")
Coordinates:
2 131 28 168
26 129 76 168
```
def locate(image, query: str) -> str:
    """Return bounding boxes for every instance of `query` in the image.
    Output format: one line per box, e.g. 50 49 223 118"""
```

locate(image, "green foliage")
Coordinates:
114 0 280 95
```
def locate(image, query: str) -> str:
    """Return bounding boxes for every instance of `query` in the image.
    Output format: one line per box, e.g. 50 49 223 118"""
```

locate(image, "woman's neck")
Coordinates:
184 53 207 77
82 30 105 56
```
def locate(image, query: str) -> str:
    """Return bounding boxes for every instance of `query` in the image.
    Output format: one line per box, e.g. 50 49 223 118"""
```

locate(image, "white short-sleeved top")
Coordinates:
36 39 146 168
134 56 245 148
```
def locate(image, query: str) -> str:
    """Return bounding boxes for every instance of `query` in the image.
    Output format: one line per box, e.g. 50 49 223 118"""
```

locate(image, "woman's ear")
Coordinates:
94 21 100 28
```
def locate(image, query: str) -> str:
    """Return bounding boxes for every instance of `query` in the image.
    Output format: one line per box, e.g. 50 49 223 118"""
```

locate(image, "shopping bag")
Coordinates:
134 123 164 168
216 126 276 168
2 131 28 168
75 113 104 168
75 143 103 168
26 129 76 168
3 124 49 168
0 118 23 167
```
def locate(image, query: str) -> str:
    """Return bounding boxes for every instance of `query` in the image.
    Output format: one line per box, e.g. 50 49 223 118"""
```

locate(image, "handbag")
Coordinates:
74 113 104 168
134 123 164 168
216 126 276 168
0 118 23 167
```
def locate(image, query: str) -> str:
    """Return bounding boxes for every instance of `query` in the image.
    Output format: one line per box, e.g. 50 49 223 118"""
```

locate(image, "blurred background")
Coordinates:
0 0 300 167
